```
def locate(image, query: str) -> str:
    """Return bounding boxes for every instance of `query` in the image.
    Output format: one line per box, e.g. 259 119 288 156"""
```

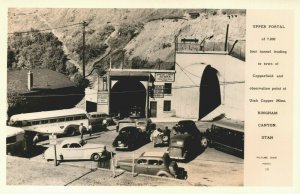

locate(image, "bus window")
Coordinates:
41 120 49 124
58 118 65 122
50 119 57 123
66 117 74 121
32 121 40 125
74 116 81 120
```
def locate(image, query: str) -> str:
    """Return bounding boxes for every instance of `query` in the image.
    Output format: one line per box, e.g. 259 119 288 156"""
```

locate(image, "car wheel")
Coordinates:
91 153 100 161
67 127 76 136
200 137 208 148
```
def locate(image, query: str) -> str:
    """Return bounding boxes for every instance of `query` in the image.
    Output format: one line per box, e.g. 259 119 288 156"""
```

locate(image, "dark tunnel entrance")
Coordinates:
199 65 221 120
110 79 146 118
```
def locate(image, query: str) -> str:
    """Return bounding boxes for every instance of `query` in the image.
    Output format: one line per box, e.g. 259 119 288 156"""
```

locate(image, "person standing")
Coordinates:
79 123 84 139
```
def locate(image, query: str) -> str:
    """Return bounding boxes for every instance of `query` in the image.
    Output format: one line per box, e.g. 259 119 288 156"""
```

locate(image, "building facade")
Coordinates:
85 41 245 121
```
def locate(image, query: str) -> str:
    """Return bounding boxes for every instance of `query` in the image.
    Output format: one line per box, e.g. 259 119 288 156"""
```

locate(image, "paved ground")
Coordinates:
24 121 243 186
6 156 190 186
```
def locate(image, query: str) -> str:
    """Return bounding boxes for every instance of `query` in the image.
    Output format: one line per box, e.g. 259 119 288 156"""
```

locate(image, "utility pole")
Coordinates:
224 24 229 52
82 21 88 77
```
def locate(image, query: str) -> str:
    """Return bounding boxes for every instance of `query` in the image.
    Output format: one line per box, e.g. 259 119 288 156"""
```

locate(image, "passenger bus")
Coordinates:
206 119 244 158
6 126 26 156
8 108 90 137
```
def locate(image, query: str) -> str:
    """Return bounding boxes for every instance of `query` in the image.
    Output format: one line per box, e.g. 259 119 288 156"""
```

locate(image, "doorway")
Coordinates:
110 78 146 118
150 101 157 117
199 65 221 119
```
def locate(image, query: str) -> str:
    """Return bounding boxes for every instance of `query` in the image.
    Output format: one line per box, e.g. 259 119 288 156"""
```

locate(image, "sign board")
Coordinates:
155 73 175 82
154 85 164 98
49 134 57 145
98 93 108 105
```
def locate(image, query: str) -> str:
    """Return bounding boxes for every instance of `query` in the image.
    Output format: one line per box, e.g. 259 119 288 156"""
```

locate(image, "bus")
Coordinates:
8 108 90 137
206 119 244 158
6 126 26 156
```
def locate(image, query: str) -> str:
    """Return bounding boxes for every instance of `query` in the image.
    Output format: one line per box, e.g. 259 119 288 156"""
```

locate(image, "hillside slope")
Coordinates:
8 8 246 75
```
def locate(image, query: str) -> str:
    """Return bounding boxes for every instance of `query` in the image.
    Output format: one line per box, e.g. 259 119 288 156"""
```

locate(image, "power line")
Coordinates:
174 62 197 86
9 81 245 98
8 22 83 35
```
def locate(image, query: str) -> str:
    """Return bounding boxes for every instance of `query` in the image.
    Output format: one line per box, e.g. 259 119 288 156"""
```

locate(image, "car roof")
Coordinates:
212 119 244 132
60 138 82 144
119 126 138 132
10 108 87 122
88 112 107 115
141 152 166 158
178 120 195 124
6 126 24 137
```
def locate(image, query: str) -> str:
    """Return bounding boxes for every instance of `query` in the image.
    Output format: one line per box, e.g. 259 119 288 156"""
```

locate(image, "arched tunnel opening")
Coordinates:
199 65 221 119
110 78 146 118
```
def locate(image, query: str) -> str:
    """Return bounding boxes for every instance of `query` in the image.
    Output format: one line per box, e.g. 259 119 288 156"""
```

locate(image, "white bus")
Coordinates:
8 108 90 137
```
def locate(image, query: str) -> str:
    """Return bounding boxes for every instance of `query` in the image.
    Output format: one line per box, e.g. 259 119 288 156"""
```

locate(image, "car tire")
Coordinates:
67 127 76 136
91 153 100 161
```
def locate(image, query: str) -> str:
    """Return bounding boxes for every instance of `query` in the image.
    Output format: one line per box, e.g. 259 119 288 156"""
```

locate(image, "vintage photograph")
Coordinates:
6 8 245 186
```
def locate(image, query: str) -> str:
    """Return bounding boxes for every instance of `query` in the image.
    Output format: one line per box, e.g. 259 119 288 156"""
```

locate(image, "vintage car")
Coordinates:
87 112 115 131
116 118 155 135
6 126 26 156
112 126 149 150
116 152 187 179
206 119 244 158
168 120 208 161
43 138 109 161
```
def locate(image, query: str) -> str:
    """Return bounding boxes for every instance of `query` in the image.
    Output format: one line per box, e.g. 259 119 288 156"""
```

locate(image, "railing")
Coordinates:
175 40 245 61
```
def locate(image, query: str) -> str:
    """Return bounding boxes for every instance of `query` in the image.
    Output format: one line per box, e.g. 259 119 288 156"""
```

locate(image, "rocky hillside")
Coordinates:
8 8 246 75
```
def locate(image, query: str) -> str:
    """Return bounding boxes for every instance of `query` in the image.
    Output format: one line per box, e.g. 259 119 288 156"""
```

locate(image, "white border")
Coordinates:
1 1 300 194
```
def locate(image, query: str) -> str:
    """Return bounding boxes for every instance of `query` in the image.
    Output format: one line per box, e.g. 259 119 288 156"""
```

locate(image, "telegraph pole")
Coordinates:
82 21 88 77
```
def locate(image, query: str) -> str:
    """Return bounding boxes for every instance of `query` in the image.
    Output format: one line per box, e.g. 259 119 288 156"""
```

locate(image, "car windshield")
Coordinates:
136 122 146 126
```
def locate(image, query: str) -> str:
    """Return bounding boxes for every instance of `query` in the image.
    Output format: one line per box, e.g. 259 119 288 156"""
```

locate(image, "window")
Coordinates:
41 120 49 124
137 159 147 164
32 121 40 125
58 118 65 122
69 143 81 148
62 144 69 148
66 117 74 121
163 100 171 111
6 136 17 144
74 116 81 120
50 119 57 123
148 160 159 165
164 83 172 94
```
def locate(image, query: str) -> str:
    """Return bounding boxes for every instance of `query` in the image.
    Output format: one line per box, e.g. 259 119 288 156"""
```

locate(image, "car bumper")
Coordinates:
169 156 186 160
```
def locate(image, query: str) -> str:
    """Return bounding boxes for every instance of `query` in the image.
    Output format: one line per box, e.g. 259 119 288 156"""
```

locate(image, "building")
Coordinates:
7 69 83 117
85 68 176 119
85 38 245 121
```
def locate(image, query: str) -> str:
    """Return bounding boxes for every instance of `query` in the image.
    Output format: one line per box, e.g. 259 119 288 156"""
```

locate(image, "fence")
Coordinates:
176 40 245 61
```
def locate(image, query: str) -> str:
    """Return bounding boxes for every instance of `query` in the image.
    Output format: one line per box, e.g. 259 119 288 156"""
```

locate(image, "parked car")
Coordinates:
87 112 115 131
112 126 149 150
116 118 155 135
206 119 244 158
116 152 187 179
168 120 208 161
43 138 109 161
6 126 26 157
